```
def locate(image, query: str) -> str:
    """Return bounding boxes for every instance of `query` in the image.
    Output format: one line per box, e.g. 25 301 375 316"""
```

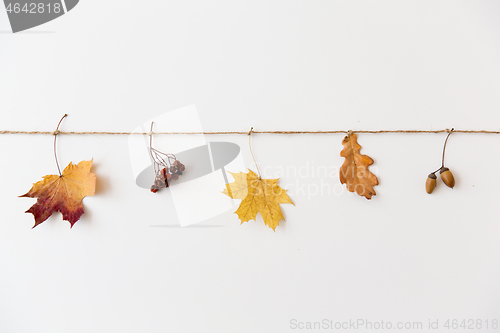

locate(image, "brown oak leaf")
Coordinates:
20 160 96 228
222 169 293 231
340 133 378 199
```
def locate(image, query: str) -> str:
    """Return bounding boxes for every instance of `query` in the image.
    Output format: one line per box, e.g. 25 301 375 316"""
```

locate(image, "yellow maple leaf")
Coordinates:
20 160 96 228
222 169 294 231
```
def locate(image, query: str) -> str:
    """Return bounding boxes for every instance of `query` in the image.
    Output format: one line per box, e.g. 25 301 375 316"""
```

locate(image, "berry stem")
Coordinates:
149 121 154 157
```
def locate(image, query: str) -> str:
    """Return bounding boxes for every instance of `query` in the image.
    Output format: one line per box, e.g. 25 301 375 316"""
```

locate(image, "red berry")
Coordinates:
171 173 179 181
178 164 185 172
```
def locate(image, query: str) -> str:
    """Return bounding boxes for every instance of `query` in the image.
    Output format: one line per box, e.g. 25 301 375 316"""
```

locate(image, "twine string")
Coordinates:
1 129 499 135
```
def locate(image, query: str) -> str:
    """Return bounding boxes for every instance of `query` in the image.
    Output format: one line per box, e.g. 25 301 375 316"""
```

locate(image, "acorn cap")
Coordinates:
427 173 437 179
440 167 449 174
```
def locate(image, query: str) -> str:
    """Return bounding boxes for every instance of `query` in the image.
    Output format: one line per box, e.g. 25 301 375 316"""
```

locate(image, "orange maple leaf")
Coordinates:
340 133 379 199
20 160 96 228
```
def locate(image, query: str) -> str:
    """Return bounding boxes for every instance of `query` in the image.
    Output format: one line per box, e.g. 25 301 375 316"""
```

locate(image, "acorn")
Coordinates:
440 167 455 188
426 173 437 194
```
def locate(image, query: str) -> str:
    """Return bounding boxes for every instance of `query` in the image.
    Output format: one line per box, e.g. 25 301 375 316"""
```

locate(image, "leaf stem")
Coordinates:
248 127 262 179
54 114 67 176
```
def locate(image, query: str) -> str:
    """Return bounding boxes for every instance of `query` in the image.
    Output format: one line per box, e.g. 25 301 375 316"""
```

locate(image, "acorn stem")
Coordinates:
441 128 454 168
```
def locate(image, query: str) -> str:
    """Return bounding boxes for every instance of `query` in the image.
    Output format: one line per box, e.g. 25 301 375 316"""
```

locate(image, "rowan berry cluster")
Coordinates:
150 160 186 193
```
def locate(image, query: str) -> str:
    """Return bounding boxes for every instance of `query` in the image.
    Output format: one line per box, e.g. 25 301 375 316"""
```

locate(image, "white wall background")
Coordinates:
1 1 500 332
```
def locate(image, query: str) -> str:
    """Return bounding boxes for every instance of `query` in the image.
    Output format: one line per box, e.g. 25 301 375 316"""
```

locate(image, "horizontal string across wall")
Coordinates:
1 129 500 135
7 114 500 230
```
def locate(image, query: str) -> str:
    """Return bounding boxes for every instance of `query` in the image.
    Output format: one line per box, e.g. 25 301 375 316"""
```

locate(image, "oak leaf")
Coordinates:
222 169 293 231
340 133 378 199
20 160 96 228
